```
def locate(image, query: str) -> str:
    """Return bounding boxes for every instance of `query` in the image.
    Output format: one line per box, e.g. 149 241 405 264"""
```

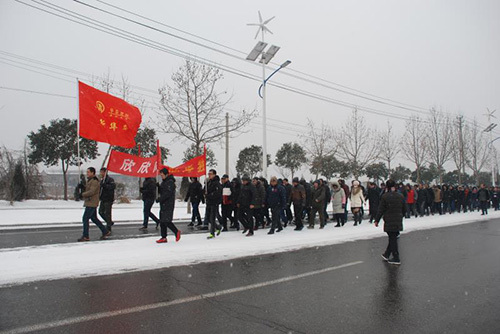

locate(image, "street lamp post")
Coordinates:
246 11 290 178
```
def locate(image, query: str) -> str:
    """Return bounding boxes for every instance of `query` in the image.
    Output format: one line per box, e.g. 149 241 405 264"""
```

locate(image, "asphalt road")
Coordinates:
1 218 499 334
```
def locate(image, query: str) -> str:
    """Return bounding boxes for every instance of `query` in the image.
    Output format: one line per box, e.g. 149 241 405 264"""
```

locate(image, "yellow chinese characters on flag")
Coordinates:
164 148 206 178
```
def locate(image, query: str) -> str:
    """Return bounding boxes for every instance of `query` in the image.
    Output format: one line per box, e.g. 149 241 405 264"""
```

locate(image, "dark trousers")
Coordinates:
406 203 416 218
221 204 235 229
253 207 264 228
323 201 329 221
143 199 160 227
385 231 400 258
285 204 293 222
293 203 303 228
344 199 349 221
309 204 325 227
82 207 108 237
239 207 253 232
450 200 456 213
159 208 178 238
98 201 113 228
206 204 221 235
232 207 240 229
480 201 488 215
434 202 443 215
190 201 203 224
270 207 282 231
334 213 345 226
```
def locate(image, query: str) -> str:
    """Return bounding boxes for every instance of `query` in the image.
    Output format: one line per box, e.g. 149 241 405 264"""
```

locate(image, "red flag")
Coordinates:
78 81 142 148
107 150 159 177
163 148 206 178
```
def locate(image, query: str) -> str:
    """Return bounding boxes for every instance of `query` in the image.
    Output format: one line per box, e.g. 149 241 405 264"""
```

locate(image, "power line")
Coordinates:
0 86 75 98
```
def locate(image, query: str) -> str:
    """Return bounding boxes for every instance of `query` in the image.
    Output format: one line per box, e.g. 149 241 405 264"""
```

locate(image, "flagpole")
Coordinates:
76 78 81 177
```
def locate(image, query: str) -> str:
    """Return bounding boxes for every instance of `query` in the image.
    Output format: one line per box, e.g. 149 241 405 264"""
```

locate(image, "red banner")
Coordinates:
78 81 142 148
107 150 159 177
165 146 206 178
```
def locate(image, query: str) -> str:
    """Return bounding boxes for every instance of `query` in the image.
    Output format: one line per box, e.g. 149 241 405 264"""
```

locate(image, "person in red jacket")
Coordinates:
405 184 417 218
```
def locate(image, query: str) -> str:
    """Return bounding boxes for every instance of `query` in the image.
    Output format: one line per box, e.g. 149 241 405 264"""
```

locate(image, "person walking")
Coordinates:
350 180 365 226
322 179 331 222
433 185 443 215
184 177 204 227
282 178 293 227
231 178 242 230
139 177 161 231
238 175 256 236
308 180 326 229
290 177 306 231
78 167 111 242
266 176 287 234
301 178 313 222
339 179 350 222
367 182 381 223
156 168 181 244
331 181 346 227
220 174 235 232
374 179 406 265
478 183 490 215
98 167 115 233
252 177 266 230
405 184 416 218
205 169 223 239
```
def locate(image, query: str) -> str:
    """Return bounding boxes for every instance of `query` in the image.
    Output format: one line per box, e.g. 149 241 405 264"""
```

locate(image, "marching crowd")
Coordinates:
77 166 495 264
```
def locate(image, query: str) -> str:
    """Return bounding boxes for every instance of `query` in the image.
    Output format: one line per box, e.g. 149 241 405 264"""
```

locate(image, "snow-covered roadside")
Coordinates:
0 200 204 228
0 211 496 287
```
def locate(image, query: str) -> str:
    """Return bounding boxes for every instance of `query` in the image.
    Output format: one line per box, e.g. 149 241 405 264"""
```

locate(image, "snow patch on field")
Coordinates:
0 210 497 287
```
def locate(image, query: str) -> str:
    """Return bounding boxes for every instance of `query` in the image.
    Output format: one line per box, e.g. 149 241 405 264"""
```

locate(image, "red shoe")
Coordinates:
156 238 167 243
175 231 181 242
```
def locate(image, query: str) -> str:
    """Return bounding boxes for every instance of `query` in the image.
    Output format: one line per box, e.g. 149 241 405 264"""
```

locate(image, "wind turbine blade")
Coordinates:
247 23 260 26
263 16 275 24
264 27 274 34
258 11 263 23
254 28 261 40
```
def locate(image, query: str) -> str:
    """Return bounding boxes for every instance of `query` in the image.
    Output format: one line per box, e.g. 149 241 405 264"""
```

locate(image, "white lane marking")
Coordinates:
0 261 363 334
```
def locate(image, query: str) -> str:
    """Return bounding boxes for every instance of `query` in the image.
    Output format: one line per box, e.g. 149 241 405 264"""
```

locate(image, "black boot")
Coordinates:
388 253 401 265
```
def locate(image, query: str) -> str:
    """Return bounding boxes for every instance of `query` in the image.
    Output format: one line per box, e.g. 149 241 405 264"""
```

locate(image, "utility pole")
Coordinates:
484 108 497 186
225 112 229 176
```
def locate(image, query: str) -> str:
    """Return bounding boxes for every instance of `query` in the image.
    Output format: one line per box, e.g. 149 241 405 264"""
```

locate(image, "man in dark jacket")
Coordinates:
417 184 428 216
231 178 241 230
478 183 490 215
291 177 306 231
367 182 381 223
184 177 204 227
205 169 223 239
252 177 266 230
238 175 256 236
99 168 116 233
308 180 326 229
156 168 180 243
266 176 287 234
375 179 406 265
139 177 160 230
301 178 312 221
282 178 293 226
322 179 331 222
220 174 235 232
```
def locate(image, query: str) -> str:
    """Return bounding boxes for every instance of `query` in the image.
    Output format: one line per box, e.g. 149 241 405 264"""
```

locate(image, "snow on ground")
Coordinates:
0 210 497 287
0 200 204 228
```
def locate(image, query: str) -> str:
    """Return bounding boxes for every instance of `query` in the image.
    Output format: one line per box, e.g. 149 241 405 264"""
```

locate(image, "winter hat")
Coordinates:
314 180 320 185
242 175 250 181
331 181 339 187
353 180 360 187
292 177 300 183
159 167 169 175
222 174 229 179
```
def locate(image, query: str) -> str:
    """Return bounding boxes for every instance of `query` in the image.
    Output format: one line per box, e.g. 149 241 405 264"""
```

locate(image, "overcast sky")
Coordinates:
1 0 499 177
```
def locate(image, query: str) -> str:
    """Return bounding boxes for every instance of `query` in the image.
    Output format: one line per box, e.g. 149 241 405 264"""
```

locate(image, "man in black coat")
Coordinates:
238 175 256 236
375 179 406 265
417 184 428 216
367 182 381 223
156 168 180 243
139 177 161 230
478 183 490 215
205 169 223 239
184 177 204 227
220 174 235 232
282 178 293 226
231 178 241 230
99 168 115 232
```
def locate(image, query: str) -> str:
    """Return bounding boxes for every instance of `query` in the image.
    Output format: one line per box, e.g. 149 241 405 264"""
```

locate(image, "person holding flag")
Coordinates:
156 168 181 244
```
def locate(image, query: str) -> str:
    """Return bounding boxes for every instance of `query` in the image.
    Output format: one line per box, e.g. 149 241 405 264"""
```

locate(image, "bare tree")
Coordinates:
450 115 469 184
401 115 428 183
426 108 453 184
335 108 380 179
157 60 254 155
301 118 336 179
466 119 490 184
380 120 400 172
